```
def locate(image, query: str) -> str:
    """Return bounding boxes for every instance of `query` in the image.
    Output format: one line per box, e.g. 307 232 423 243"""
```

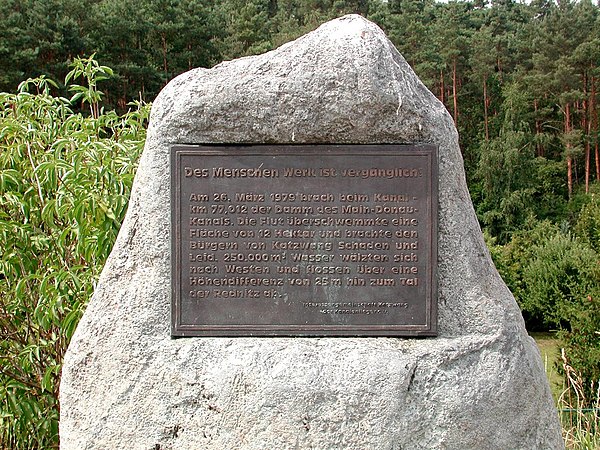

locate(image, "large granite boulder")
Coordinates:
60 15 564 449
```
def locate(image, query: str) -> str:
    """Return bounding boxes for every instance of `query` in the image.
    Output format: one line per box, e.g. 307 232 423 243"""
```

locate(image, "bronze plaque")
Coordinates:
171 144 438 336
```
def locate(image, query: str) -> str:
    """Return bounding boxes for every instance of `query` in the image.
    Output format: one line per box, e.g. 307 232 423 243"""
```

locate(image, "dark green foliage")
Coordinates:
560 293 600 401
521 232 599 329
0 0 93 92
488 218 599 328
488 209 600 403
0 60 148 449
215 0 275 58
575 191 600 253
562 191 600 400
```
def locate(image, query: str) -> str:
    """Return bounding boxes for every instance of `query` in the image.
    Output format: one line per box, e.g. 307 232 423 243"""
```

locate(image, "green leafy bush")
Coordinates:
486 220 560 323
0 59 148 449
489 209 600 407
488 219 599 330
575 192 600 254
559 194 600 402
560 293 600 403
521 232 599 330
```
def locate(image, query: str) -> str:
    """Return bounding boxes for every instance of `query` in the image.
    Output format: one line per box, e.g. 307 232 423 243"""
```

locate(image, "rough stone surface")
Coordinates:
60 15 564 450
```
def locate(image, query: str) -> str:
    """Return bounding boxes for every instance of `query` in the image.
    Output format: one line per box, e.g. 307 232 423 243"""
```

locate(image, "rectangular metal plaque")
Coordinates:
171 144 438 336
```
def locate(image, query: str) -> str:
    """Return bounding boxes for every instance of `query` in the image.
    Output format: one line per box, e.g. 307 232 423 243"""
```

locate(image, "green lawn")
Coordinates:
531 331 565 400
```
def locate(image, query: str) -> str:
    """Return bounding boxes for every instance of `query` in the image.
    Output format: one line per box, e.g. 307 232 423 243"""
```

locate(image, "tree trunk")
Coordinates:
439 69 445 104
584 106 590 195
591 75 599 181
596 140 600 182
565 102 573 199
585 142 591 194
452 56 458 127
119 80 127 110
567 155 574 199
162 33 168 84
581 73 589 194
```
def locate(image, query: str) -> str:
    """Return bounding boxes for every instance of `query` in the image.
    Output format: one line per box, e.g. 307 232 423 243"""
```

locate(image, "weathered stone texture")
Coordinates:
60 15 564 449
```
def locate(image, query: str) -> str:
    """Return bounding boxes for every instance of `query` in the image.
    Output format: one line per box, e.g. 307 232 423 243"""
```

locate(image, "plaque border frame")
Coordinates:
171 144 438 337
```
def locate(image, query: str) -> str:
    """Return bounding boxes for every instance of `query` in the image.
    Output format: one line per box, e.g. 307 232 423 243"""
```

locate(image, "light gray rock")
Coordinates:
60 15 564 450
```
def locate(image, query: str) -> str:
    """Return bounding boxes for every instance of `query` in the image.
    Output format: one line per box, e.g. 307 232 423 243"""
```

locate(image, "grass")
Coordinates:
532 332 600 450
531 331 565 399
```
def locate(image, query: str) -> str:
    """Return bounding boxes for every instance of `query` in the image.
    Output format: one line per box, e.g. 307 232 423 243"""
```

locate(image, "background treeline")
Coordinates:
1 0 599 448
2 0 600 208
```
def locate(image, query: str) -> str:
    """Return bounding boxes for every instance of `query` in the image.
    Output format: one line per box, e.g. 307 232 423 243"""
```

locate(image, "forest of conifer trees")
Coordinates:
1 0 599 217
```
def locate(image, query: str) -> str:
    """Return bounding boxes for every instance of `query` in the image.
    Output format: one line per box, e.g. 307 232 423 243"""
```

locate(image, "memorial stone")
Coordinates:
60 15 564 449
